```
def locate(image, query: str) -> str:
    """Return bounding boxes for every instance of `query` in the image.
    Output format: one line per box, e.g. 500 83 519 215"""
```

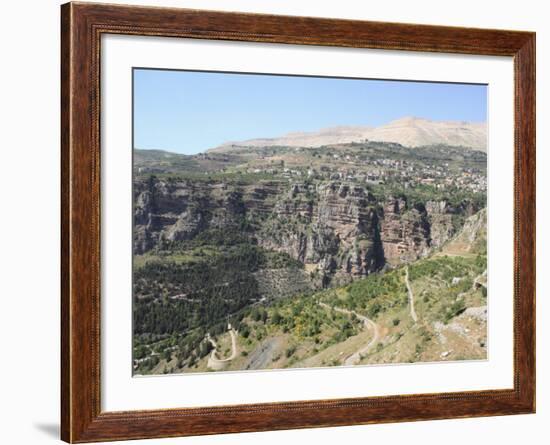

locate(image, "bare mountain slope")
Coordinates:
211 117 487 152
367 117 486 151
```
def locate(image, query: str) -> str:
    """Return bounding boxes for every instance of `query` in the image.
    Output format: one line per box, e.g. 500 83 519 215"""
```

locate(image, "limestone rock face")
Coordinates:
380 198 431 266
254 181 384 285
134 177 481 285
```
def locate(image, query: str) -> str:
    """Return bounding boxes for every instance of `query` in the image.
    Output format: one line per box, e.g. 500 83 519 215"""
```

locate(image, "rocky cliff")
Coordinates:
134 177 480 287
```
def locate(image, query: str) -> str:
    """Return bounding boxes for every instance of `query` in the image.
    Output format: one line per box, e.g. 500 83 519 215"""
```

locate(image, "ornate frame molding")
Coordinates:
61 2 535 442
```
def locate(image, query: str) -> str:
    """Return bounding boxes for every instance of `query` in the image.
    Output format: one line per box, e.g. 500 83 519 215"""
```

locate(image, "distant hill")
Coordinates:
209 117 487 152
134 148 186 162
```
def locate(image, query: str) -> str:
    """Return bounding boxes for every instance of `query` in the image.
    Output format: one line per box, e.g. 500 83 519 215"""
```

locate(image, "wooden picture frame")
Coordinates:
61 2 535 442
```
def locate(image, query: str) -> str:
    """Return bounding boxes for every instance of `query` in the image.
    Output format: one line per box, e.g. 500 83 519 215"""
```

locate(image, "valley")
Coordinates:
132 124 487 375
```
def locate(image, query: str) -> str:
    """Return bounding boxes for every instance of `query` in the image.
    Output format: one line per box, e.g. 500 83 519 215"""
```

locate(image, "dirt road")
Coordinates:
319 302 380 366
206 328 238 370
405 266 418 322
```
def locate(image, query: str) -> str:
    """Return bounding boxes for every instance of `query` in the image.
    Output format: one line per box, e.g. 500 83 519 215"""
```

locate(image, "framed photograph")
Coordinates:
61 2 535 442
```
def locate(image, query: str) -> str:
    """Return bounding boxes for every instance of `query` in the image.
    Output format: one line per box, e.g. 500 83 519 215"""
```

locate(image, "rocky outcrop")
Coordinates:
134 179 258 253
134 177 481 286
379 198 479 265
380 198 431 265
254 182 384 285
443 207 487 255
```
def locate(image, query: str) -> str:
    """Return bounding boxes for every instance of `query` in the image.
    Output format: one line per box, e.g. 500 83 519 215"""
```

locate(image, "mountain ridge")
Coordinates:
209 117 487 153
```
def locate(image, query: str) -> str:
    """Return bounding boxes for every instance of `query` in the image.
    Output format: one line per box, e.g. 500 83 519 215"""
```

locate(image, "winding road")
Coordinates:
206 328 238 370
405 266 418 322
319 302 380 366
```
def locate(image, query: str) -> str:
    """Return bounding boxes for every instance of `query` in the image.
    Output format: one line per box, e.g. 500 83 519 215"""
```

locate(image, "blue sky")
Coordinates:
133 68 487 155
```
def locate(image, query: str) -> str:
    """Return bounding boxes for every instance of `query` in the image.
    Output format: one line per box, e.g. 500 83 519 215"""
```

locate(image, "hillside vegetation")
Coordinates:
134 208 487 374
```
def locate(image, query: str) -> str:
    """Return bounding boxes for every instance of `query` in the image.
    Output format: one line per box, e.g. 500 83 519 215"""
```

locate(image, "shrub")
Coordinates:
443 299 466 323
240 324 250 338
271 311 283 325
285 345 297 358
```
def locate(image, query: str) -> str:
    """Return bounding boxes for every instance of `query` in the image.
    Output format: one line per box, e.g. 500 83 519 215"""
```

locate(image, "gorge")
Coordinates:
132 125 487 375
